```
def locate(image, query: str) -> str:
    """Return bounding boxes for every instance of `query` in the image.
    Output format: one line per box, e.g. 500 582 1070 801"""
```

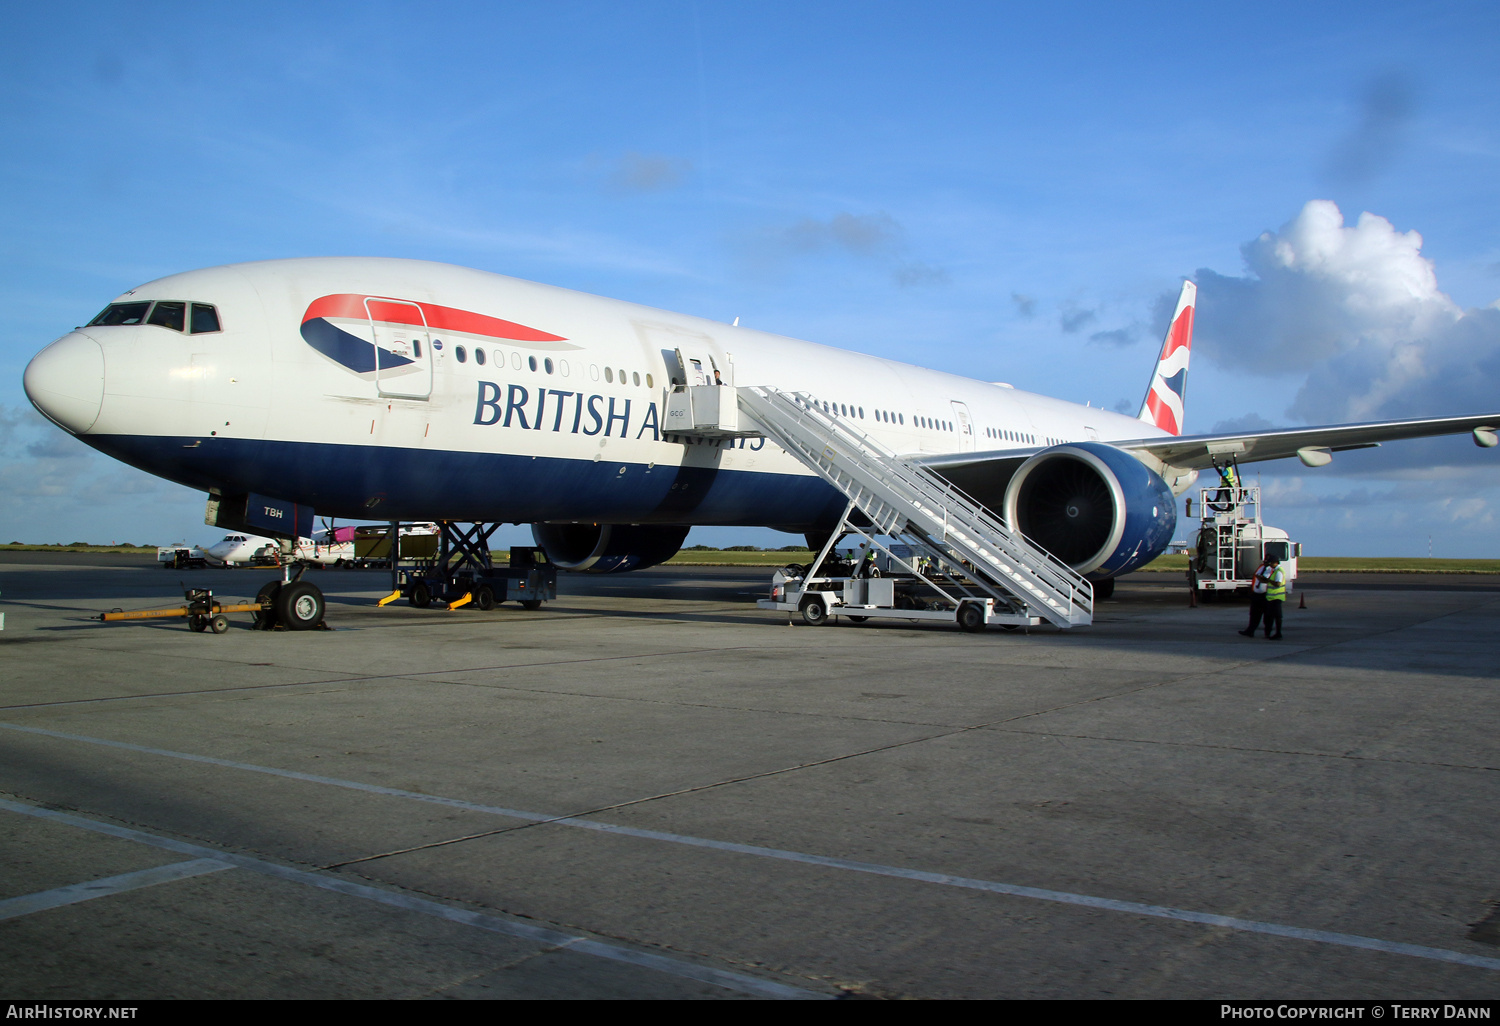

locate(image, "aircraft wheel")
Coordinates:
1093 578 1115 601
799 597 828 626
276 581 324 630
520 599 542 611
474 585 496 611
957 602 986 633
409 581 431 609
209 614 230 634
253 582 282 629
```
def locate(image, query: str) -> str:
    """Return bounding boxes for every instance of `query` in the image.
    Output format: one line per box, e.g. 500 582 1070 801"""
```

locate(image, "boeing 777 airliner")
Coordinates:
22 258 1500 588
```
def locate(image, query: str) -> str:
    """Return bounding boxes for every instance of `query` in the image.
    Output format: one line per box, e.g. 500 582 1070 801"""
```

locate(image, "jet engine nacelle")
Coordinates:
531 523 690 574
1002 442 1176 578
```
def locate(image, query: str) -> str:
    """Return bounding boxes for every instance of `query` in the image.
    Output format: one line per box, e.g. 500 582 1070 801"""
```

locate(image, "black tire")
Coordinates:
957 602 986 633
474 585 495 611
800 597 828 626
520 599 542 611
275 581 325 631
189 614 208 632
1093 578 1115 601
209 614 229 634
847 615 869 623
253 581 282 629
409 581 431 609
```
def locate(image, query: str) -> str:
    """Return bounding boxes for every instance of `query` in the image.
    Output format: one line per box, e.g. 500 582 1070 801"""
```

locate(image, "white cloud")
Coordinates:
1190 200 1500 430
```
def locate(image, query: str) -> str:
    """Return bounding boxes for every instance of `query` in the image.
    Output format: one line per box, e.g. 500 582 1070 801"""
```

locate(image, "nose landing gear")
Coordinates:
252 564 328 631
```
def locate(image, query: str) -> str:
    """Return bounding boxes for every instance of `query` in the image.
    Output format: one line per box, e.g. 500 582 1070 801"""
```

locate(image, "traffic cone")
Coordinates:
1298 591 1306 609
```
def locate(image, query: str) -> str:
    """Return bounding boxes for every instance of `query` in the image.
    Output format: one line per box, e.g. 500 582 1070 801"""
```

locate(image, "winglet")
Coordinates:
1138 280 1196 436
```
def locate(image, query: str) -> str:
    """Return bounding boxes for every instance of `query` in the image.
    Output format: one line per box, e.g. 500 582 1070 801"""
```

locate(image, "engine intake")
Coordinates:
1002 442 1175 577
531 523 689 574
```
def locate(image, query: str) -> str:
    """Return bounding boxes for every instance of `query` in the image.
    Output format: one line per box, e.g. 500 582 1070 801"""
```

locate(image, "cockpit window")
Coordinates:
147 301 187 332
190 303 221 333
88 302 152 326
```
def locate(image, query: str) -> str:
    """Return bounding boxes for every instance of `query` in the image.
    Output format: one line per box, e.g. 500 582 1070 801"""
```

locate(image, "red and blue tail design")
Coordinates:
1137 280 1196 436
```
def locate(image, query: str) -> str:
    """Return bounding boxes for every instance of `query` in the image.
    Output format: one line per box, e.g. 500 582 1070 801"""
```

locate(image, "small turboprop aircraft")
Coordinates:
203 528 357 567
23 259 1499 626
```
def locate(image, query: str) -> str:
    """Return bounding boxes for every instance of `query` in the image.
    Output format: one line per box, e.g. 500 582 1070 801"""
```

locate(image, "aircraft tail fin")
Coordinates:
1137 280 1196 436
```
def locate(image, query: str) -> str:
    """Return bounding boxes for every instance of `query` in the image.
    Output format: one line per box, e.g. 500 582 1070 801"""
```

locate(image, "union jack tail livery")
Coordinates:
1137 280 1196 436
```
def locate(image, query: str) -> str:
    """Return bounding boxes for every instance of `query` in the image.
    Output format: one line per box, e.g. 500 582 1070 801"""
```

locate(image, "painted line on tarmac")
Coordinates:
7 721 1500 974
0 858 230 921
0 798 824 1001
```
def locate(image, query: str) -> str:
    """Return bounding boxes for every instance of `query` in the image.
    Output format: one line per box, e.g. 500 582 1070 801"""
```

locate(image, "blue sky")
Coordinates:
3 2 1498 555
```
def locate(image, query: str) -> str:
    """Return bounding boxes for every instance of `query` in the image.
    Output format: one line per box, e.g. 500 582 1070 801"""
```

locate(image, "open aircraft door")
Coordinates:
665 347 746 435
365 298 432 400
671 347 731 388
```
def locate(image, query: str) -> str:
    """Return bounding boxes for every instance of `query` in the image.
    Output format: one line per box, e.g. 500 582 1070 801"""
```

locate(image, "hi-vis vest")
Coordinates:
1255 564 1286 602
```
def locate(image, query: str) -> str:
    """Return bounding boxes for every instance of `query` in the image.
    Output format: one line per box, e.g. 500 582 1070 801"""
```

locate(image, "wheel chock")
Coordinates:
447 592 473 611
377 589 403 607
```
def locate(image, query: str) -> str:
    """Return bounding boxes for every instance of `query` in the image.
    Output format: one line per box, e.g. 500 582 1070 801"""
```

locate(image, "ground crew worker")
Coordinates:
1240 555 1285 640
1260 554 1286 640
1211 462 1240 512
1240 555 1272 637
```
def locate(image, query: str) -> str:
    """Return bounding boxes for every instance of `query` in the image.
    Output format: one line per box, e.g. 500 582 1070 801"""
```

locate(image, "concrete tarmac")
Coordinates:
1 554 1498 1000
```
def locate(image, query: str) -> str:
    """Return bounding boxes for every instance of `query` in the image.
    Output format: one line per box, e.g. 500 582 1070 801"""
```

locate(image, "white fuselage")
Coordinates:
25 257 1178 533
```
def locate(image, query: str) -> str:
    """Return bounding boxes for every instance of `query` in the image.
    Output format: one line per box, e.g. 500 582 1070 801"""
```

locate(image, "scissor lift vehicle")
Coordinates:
384 521 557 612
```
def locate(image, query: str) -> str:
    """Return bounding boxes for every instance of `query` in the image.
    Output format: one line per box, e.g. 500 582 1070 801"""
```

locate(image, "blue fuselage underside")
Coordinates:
88 434 850 530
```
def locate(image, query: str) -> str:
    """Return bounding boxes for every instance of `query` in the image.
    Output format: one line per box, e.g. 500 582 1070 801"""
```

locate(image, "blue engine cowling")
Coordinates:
1001 442 1176 578
531 523 690 574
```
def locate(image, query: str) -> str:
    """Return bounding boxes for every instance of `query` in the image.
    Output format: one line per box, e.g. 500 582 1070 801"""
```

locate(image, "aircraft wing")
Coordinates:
919 412 1500 474
1115 412 1500 470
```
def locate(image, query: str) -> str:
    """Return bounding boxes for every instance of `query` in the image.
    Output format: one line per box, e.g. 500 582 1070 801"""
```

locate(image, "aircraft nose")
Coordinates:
24 331 105 434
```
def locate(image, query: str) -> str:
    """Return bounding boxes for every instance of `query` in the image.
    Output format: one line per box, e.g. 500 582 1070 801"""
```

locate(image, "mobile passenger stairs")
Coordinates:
680 384 1093 631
